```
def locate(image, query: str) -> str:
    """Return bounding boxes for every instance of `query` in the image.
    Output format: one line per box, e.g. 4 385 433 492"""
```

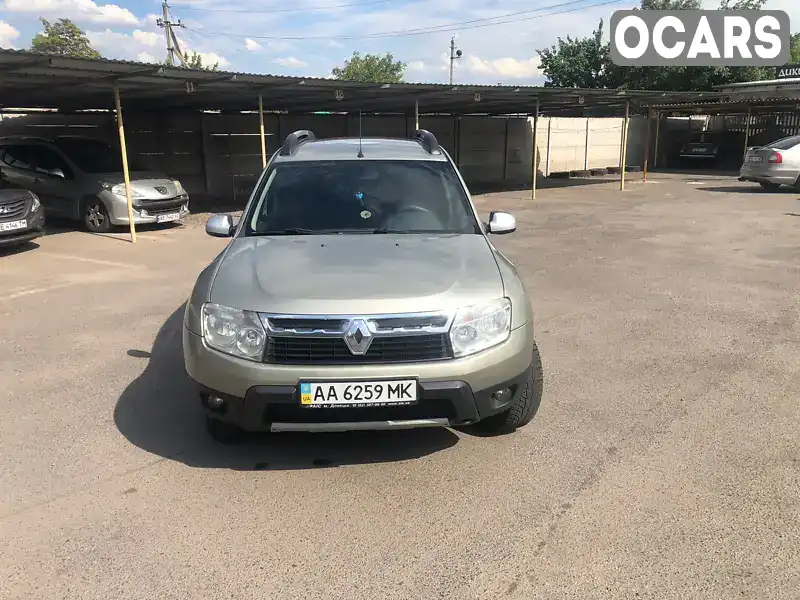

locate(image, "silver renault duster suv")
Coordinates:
183 130 543 442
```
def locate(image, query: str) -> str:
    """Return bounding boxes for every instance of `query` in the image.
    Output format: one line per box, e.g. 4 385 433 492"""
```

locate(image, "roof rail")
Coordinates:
414 129 441 155
280 130 316 156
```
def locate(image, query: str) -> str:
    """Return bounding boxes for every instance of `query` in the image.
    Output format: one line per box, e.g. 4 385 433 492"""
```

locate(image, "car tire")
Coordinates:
205 416 242 444
471 341 544 435
83 198 112 233
758 182 781 191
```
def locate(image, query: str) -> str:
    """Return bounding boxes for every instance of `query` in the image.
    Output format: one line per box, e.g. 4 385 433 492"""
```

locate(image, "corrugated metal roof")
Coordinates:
0 49 721 114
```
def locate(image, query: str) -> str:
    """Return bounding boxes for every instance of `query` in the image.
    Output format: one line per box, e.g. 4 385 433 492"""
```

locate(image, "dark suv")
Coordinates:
0 171 45 248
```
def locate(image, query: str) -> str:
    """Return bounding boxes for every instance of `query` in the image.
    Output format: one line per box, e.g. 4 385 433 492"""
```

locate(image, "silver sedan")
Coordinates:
739 135 800 190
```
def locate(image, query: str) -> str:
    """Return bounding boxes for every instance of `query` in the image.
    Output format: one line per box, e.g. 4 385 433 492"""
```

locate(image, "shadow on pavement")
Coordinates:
0 240 41 257
698 185 799 194
42 217 184 240
114 304 459 470
470 176 617 195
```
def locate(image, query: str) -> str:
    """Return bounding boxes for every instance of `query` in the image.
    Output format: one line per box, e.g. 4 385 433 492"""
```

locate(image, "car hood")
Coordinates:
209 234 504 315
0 187 32 201
95 171 173 185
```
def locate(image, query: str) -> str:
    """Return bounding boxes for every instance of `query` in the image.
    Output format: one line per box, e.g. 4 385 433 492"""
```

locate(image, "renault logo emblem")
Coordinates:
343 319 373 355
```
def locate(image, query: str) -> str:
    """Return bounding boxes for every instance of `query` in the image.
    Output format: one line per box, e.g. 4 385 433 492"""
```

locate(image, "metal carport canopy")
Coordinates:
0 50 720 115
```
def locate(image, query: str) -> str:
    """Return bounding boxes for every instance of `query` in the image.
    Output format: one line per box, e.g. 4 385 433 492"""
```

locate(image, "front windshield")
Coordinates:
54 138 145 173
246 159 480 235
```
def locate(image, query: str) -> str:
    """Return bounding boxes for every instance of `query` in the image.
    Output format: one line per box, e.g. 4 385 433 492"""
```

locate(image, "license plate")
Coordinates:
748 156 763 162
299 380 417 407
156 212 180 223
693 147 708 153
0 219 26 232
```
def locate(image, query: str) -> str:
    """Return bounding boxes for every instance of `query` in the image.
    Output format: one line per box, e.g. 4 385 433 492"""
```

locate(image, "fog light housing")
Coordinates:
202 393 226 413
492 387 512 402
490 387 514 409
140 209 149 217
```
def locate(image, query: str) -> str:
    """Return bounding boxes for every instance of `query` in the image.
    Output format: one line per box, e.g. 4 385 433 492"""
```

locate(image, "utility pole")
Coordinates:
157 1 186 67
449 36 462 85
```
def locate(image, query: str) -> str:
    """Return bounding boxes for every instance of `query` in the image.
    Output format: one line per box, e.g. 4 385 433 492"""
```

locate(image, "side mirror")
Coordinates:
49 168 65 179
206 214 235 238
487 211 516 235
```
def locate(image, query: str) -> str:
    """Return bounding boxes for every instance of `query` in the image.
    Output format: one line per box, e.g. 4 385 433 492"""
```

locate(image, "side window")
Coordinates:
29 146 73 178
1 145 36 171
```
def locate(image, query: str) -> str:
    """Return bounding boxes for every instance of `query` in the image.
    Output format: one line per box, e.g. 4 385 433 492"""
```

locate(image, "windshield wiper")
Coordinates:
371 228 461 234
255 228 317 235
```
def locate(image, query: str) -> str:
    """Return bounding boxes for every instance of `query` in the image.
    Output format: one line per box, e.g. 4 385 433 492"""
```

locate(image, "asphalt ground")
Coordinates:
1 173 798 599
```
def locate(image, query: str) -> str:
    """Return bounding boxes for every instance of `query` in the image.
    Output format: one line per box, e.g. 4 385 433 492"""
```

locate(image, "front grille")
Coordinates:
265 333 451 365
269 318 347 333
0 195 28 220
146 205 183 215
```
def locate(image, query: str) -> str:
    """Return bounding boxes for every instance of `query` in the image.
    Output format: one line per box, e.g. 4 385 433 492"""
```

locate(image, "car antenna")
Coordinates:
357 110 364 158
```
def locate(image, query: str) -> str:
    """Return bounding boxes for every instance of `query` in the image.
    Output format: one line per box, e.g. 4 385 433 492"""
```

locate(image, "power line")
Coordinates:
170 0 394 13
190 0 624 41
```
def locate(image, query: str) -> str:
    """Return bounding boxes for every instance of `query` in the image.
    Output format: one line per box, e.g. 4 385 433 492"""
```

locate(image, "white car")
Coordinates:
739 135 800 190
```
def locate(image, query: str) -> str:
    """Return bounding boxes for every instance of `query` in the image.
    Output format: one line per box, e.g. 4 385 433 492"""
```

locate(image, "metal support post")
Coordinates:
653 111 661 169
532 99 539 201
545 118 552 177
620 100 630 192
584 117 590 170
643 109 652 183
258 94 267 168
743 107 752 161
113 87 136 243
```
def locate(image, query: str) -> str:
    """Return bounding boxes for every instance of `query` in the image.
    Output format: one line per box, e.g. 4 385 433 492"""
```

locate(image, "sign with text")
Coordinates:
610 10 791 67
776 64 800 79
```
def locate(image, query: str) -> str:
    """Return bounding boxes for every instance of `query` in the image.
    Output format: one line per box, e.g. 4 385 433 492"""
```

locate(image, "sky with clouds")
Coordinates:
0 0 797 84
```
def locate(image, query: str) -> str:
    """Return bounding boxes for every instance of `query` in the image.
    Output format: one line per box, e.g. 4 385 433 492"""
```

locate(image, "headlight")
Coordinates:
449 298 511 357
110 183 145 199
29 192 40 211
173 179 186 195
202 303 266 361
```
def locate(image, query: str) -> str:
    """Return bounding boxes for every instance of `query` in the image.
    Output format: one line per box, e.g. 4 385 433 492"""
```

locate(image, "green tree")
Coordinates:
718 0 768 8
332 51 405 83
539 0 773 91
164 51 219 71
790 33 800 64
538 20 607 88
30 18 101 59
638 0 700 8
185 51 218 71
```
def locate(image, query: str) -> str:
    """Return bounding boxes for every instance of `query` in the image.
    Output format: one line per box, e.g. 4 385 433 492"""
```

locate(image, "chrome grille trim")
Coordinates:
261 311 454 338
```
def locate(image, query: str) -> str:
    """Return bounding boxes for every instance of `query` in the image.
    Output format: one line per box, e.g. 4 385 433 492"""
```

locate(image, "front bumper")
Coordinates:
0 208 45 247
104 192 190 226
184 323 535 431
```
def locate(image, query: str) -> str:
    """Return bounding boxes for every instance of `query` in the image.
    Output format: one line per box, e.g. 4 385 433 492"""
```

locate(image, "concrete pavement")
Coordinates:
1 174 798 599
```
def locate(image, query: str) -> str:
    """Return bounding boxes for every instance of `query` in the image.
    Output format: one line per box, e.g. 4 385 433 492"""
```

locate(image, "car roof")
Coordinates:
273 137 449 163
